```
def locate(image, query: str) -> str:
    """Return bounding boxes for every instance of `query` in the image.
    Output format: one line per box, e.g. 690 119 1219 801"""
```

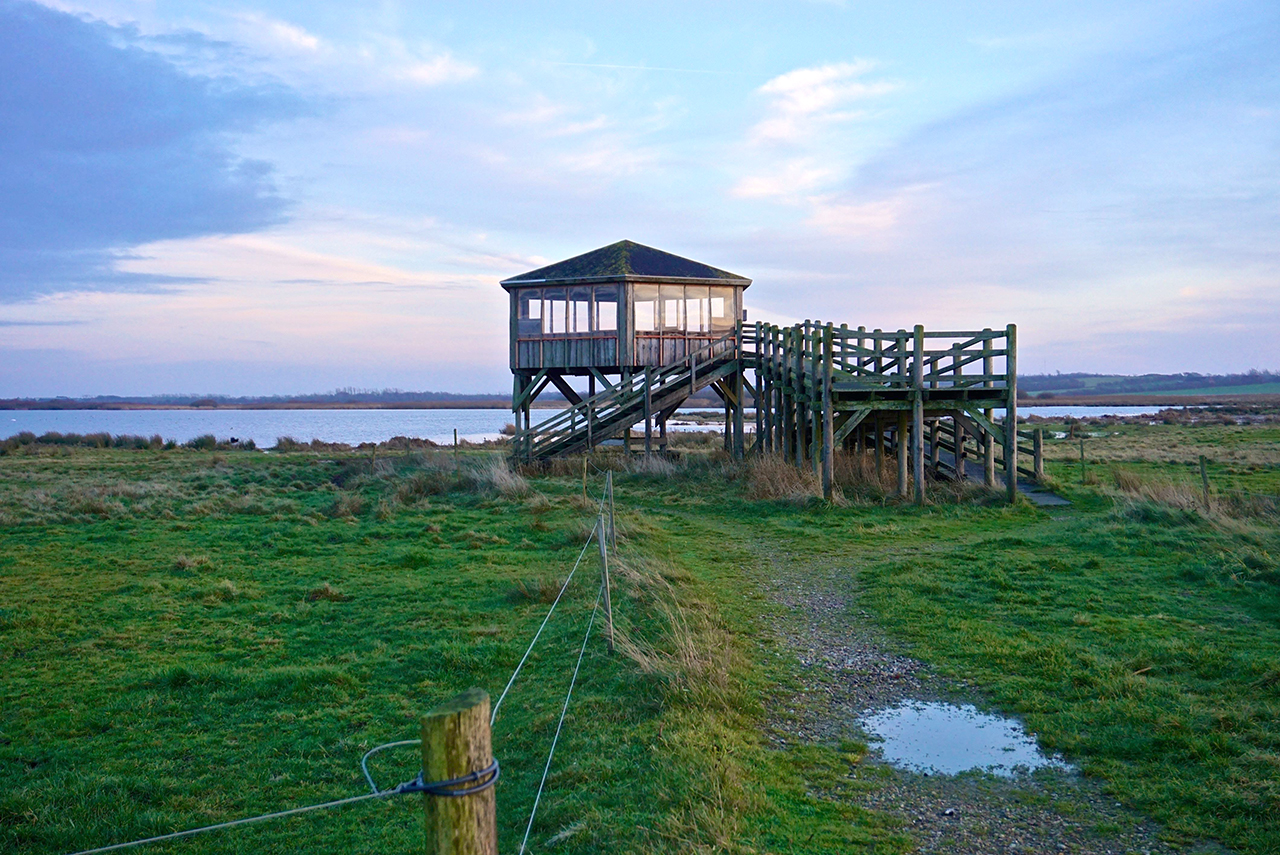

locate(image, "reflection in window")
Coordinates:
517 290 542 336
544 287 567 334
660 285 683 330
594 285 618 332
634 284 657 332
685 286 709 332
710 286 734 331
570 287 591 334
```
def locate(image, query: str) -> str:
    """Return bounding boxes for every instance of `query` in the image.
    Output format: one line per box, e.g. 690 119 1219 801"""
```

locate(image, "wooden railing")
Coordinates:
746 322 1014 394
513 329 739 459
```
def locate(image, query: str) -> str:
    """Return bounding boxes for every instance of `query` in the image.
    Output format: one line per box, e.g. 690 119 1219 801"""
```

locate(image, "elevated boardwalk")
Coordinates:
512 319 1041 504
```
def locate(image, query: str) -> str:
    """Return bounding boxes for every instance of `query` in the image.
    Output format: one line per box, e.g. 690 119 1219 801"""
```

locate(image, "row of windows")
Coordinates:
515 285 737 336
634 284 736 333
517 286 618 335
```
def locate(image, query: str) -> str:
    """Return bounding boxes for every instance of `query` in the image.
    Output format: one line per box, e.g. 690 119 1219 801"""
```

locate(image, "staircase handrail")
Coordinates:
514 327 741 452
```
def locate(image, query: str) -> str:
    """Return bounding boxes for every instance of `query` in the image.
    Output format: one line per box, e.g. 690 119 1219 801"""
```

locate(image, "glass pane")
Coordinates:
634 284 657 332
594 285 618 332
543 287 567 335
710 286 735 331
660 284 684 331
570 287 591 333
517 289 541 336
685 285 709 333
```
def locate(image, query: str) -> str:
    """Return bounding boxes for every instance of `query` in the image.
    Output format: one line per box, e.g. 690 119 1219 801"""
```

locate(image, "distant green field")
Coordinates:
2 424 1279 853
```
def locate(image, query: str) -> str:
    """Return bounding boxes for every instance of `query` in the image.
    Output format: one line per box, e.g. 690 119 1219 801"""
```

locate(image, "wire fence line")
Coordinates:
62 467 621 855
519 581 606 855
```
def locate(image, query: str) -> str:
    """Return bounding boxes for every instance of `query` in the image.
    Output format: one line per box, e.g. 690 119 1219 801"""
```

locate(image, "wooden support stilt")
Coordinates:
733 323 745 459
982 331 995 487
912 325 925 505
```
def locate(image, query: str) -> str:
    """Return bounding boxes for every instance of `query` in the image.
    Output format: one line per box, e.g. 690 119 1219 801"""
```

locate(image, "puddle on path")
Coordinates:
858 701 1072 777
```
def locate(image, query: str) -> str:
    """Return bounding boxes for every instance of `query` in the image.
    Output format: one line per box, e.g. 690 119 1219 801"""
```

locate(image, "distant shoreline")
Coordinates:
3 393 1278 412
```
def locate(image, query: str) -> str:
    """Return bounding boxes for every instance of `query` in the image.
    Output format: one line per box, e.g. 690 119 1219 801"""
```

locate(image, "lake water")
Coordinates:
2 403 1181 447
1 408 518 447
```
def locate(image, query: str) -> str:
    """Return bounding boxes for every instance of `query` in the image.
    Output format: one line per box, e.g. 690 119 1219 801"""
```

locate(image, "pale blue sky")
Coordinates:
1 0 1276 395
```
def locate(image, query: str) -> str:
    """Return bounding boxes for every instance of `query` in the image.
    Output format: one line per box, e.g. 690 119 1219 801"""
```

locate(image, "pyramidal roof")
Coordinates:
501 240 750 287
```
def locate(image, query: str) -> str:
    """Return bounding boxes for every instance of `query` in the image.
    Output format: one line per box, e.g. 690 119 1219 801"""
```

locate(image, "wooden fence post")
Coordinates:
1033 428 1044 481
422 688 497 855
598 513 614 653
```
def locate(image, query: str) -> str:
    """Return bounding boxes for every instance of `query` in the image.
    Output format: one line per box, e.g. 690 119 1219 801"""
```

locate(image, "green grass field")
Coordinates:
1 423 1278 853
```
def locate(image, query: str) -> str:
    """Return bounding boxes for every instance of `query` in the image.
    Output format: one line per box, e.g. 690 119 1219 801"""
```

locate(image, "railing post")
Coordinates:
822 323 834 500
983 330 996 488
912 325 925 505
733 322 745 459
422 688 497 855
643 366 652 457
1004 324 1018 504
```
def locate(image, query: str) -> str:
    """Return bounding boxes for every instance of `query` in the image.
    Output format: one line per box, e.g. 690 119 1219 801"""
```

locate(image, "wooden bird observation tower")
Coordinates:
506 240 1029 504
505 240 751 456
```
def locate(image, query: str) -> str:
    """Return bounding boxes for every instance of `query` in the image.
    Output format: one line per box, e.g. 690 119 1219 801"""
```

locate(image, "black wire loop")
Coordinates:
395 759 500 798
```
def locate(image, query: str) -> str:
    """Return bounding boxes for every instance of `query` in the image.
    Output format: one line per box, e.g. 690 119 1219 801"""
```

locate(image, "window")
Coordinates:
634 284 658 332
710 286 734 331
544 287 567 334
594 285 618 332
570 287 591 333
660 285 683 331
517 289 542 336
685 286 709 332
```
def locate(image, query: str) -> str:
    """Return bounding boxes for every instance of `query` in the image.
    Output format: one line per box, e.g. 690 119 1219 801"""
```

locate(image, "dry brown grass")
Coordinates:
466 458 530 497
305 582 352 603
329 492 366 518
1111 467 1203 510
508 577 562 604
610 552 734 702
743 454 821 502
172 554 212 574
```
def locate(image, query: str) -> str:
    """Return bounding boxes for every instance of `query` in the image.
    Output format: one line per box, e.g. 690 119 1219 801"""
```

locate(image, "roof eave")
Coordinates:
501 274 752 290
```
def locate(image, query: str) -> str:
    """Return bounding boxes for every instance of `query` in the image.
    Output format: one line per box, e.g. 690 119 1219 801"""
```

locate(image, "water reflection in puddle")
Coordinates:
859 701 1071 777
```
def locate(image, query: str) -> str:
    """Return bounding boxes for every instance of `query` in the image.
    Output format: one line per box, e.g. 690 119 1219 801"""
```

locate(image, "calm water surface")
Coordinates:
2 403 1180 447
859 701 1071 777
1 408 520 447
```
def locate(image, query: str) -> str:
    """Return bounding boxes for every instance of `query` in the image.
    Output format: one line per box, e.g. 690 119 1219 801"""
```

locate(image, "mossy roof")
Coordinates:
501 240 750 287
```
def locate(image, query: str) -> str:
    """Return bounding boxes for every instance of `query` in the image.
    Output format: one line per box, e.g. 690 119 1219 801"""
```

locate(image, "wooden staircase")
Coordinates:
512 331 742 461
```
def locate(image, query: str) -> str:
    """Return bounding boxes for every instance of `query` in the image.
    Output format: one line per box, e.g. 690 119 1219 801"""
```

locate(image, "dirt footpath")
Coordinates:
760 553 1230 855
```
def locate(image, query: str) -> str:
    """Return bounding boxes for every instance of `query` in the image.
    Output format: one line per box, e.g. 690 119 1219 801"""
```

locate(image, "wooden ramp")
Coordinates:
513 319 1059 507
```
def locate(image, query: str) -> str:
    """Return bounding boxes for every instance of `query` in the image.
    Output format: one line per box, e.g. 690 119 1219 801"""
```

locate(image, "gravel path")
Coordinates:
761 556 1231 855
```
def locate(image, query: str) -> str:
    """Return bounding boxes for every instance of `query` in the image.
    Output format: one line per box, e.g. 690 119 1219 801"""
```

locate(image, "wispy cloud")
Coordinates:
750 60 896 143
397 52 478 86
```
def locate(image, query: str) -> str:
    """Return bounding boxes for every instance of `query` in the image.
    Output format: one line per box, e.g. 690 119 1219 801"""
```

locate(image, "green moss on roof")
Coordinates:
502 240 747 284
